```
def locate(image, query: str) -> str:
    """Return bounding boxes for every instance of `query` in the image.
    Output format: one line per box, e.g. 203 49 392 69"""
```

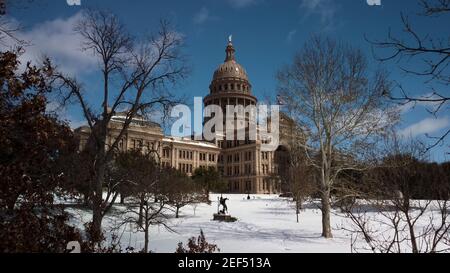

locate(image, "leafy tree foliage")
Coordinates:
192 166 227 197
0 50 83 252
164 169 206 218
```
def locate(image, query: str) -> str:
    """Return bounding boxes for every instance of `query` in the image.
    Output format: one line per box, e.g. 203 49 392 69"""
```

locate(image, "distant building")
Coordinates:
75 39 303 194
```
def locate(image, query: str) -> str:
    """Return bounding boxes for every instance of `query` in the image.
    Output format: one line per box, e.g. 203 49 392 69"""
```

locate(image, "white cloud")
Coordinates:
194 7 211 24
227 0 261 9
287 29 297 43
5 12 97 76
299 0 337 29
399 117 450 138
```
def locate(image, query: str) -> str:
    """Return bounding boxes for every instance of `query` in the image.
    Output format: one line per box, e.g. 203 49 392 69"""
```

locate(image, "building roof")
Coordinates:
111 112 161 127
163 137 219 149
212 40 249 83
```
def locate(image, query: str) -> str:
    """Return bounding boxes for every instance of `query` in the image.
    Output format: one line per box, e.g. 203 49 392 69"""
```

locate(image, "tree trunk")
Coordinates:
206 188 210 202
176 206 180 219
92 157 106 242
144 206 149 253
321 190 333 238
408 222 418 253
83 194 90 207
296 198 300 223
144 227 149 253
138 194 145 227
120 195 125 204
404 208 419 253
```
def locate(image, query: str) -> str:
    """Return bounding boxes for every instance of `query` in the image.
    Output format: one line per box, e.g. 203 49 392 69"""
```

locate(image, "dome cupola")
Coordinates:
209 36 252 95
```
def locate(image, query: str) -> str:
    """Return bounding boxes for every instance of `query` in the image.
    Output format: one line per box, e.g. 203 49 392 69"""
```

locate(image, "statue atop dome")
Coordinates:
225 36 236 62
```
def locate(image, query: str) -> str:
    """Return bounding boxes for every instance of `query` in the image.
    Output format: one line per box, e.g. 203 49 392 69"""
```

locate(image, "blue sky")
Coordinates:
6 0 450 162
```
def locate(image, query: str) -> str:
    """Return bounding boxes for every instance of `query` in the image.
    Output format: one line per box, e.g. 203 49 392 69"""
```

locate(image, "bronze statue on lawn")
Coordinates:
213 195 237 222
219 195 229 215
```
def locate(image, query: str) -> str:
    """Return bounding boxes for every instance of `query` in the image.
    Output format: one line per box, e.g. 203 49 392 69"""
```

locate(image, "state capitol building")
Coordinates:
76 39 301 194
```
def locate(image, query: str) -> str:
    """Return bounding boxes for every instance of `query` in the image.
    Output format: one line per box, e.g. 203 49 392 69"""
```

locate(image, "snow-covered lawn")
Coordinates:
67 194 354 253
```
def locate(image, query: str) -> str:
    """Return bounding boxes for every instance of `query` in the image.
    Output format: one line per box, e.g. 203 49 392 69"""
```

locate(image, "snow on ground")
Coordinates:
67 194 354 253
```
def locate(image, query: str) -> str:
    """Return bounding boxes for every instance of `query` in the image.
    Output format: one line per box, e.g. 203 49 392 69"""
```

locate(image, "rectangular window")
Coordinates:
263 165 269 174
245 164 251 174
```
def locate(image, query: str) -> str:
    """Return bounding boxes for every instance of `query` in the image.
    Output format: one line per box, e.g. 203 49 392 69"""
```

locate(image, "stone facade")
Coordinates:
76 40 299 194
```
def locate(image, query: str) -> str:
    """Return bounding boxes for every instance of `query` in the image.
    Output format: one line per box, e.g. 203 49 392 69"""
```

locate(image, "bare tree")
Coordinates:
368 0 449 152
290 163 316 223
341 138 450 253
55 10 188 241
277 37 397 238
113 196 172 253
110 149 171 253
419 0 450 15
277 127 316 223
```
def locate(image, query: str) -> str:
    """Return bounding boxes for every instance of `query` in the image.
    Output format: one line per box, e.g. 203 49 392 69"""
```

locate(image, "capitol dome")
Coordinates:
209 38 253 95
213 53 249 82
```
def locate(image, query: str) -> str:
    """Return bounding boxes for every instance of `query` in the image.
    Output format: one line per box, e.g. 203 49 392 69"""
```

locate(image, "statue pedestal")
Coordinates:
213 213 238 222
